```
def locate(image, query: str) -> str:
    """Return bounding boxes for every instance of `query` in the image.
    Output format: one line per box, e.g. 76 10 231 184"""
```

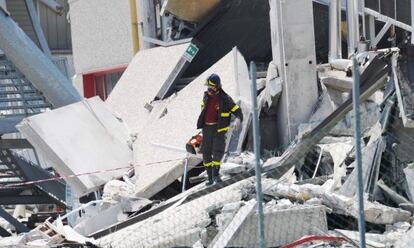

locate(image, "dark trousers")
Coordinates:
202 124 226 167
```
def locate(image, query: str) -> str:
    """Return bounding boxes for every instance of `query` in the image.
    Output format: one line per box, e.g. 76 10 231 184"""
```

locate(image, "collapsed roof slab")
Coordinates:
132 48 251 199
17 97 133 197
105 44 188 134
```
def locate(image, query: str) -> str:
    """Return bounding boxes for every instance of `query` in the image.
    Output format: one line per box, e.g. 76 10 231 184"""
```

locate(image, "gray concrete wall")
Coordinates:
69 0 133 74
270 0 319 149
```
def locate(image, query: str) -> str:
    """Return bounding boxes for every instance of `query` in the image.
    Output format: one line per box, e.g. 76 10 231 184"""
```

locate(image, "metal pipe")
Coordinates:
130 0 140 54
361 0 366 38
0 8 82 108
329 0 341 61
352 56 366 248
347 0 360 57
250 61 265 248
412 0 414 44
182 157 188 192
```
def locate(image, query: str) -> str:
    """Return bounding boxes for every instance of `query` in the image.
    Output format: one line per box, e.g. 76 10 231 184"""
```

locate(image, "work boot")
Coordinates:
205 167 214 186
213 166 222 184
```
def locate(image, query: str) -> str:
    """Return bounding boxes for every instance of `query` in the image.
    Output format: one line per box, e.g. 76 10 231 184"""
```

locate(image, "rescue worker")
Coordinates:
197 73 243 185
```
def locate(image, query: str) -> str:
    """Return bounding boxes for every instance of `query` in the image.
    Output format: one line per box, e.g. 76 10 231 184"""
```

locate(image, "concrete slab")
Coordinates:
17 97 133 197
210 200 256 248
263 179 411 225
132 49 250 198
106 44 188 134
228 205 327 247
97 179 256 248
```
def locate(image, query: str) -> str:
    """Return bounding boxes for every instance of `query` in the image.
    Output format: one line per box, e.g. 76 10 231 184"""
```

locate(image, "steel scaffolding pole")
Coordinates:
0 7 81 108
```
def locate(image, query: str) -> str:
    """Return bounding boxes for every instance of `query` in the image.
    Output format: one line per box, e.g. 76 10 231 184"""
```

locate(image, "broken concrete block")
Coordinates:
319 69 353 92
389 227 414 248
97 179 256 248
404 165 414 202
210 200 257 248
17 97 133 197
262 179 411 225
258 61 282 108
228 205 328 247
132 49 250 198
339 138 385 198
102 180 135 204
321 141 353 190
215 201 244 234
106 44 188 134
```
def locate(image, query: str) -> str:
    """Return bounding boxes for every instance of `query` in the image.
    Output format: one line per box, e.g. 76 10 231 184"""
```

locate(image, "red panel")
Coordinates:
82 66 126 99
83 74 96 98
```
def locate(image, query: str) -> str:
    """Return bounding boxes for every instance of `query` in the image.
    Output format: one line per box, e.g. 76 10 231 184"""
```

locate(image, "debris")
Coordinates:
228 205 328 247
96 179 256 247
262 179 412 224
209 199 256 248
17 97 133 197
338 138 385 198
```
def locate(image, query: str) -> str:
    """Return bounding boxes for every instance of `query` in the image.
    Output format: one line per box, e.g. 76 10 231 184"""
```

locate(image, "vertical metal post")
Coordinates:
411 0 414 44
250 61 265 248
347 0 360 57
352 57 366 248
329 0 341 61
182 157 188 192
361 0 366 38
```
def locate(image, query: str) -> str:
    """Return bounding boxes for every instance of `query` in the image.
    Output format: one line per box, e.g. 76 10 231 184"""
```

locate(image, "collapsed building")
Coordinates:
0 0 412 247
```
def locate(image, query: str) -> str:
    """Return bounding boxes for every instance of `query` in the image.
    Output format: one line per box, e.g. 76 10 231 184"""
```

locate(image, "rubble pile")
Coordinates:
0 1 413 246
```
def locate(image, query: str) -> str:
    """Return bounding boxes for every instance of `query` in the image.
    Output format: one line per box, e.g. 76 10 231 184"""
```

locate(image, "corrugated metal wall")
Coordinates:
6 0 72 52
38 0 72 51
5 0 40 47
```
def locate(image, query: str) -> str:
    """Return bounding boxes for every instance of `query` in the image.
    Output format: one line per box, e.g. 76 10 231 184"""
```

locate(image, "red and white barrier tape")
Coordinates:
0 158 184 189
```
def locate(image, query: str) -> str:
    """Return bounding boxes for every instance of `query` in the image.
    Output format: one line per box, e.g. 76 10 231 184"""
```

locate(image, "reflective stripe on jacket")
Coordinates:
197 90 242 133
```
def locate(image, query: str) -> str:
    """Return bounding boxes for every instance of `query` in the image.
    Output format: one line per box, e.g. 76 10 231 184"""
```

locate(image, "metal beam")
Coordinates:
0 225 11 237
0 8 82 108
10 152 66 204
372 22 391 48
24 0 51 57
0 207 29 233
0 116 24 134
364 7 412 32
0 195 53 205
412 0 414 44
0 139 33 149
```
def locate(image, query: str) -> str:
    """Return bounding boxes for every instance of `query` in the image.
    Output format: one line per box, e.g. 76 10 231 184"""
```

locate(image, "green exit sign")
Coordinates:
183 43 199 62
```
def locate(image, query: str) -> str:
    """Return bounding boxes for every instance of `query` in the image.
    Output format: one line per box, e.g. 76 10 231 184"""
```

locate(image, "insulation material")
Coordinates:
106 44 188 134
17 97 133 197
132 49 250 198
